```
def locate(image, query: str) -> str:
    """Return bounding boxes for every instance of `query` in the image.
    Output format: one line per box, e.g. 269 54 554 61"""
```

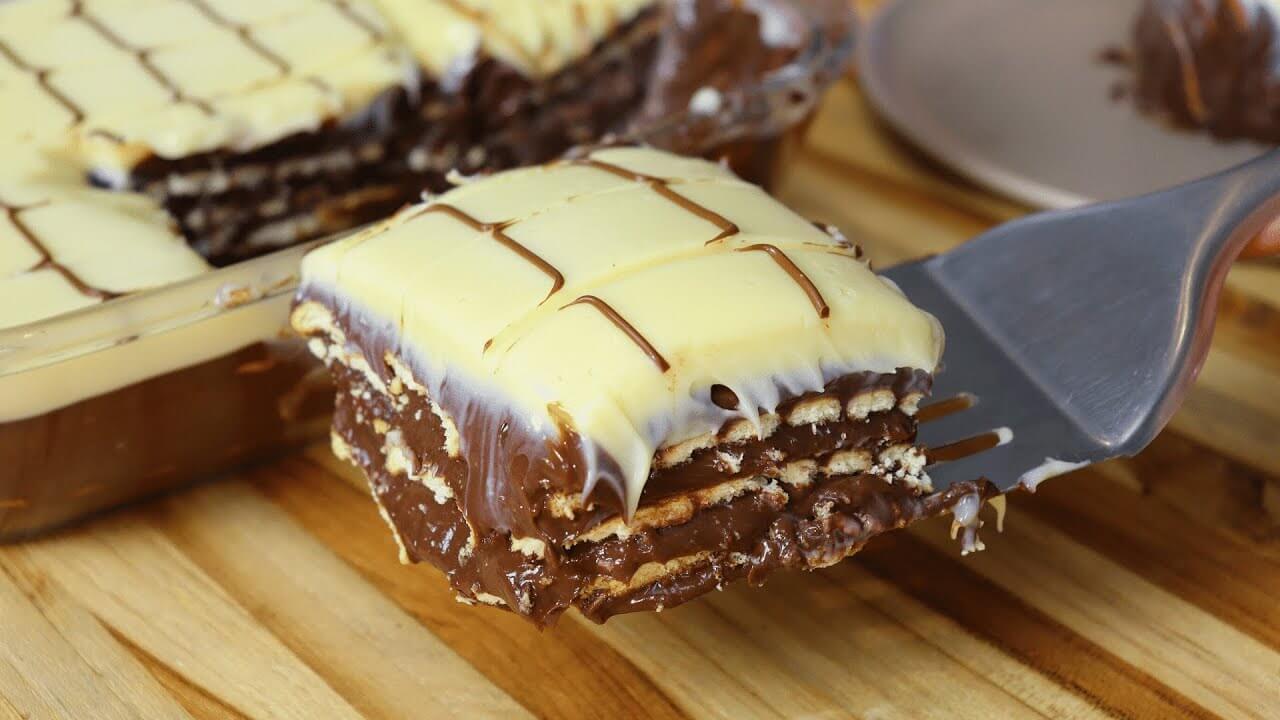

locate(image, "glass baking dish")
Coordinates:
0 0 856 541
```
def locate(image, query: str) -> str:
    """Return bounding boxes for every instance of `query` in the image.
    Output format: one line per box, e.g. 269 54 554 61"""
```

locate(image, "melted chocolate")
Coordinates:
575 158 741 242
562 295 671 373
710 383 740 410
737 243 830 319
333 364 988 624
412 204 565 301
306 288 961 625
1131 0 1280 143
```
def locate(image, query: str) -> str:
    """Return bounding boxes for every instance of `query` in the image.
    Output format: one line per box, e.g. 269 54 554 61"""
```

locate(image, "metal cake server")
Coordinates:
885 148 1280 493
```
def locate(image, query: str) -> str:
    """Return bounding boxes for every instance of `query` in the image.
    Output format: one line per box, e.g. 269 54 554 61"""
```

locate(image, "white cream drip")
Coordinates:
1018 458 1089 492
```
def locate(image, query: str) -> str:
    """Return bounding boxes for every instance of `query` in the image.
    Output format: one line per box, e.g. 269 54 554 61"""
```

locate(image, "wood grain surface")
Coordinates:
4 3 1279 717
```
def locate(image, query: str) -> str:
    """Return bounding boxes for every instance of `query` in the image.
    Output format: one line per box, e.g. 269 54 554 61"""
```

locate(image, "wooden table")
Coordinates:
4 9 1279 719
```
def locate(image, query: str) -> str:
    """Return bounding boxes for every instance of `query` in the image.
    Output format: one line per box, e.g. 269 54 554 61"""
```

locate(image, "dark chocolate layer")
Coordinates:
1131 0 1280 143
333 360 989 625
305 282 933 546
306 289 982 626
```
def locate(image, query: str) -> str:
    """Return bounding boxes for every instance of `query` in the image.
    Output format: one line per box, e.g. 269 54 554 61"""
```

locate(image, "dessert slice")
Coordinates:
292 147 986 625
1130 0 1280 143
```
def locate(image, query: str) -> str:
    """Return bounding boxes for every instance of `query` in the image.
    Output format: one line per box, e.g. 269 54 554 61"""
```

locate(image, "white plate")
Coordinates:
858 0 1272 209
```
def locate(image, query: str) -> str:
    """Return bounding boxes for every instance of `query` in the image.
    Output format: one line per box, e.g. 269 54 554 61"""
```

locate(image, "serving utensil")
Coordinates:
887 149 1280 493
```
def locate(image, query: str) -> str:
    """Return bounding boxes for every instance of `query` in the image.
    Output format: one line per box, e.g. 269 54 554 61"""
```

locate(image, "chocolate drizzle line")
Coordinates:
927 430 1004 465
70 0 216 116
0 40 86 124
562 295 671 372
180 0 292 76
2 199 118 300
917 394 974 424
412 203 566 302
573 159 740 243
330 0 386 41
736 243 829 319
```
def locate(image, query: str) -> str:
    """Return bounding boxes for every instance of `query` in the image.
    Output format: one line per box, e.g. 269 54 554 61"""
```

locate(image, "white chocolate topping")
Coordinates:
0 0 415 171
0 0 653 169
372 0 655 83
299 147 944 512
0 148 208 330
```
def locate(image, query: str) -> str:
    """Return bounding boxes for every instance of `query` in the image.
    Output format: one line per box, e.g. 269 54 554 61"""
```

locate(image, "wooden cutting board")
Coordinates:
3 6 1278 718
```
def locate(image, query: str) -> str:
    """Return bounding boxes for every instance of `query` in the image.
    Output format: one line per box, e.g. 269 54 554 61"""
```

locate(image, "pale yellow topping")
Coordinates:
0 0 655 168
301 147 944 510
0 148 208 331
370 0 655 82
0 0 412 169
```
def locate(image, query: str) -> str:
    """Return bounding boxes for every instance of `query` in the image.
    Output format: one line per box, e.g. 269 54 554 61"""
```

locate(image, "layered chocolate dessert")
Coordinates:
0 0 853 543
1130 0 1280 143
292 147 988 624
1 0 662 266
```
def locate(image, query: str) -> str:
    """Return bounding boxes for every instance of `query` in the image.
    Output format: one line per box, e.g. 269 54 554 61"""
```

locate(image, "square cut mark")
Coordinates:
300 44 406 104
457 1 545 73
500 250 841 410
589 146 737 183
85 101 221 156
384 1 482 79
440 163 637 227
0 0 72 31
216 34 404 131
521 2 599 61
148 26 283 100
48 54 183 120
21 200 207 294
0 268 100 329
0 15 122 70
0 213 44 277
205 0 315 26
0 73 79 142
90 1 221 50
253 1 386 77
502 181 736 290
210 76 338 140
335 209 557 356
670 180 842 251
781 245 943 366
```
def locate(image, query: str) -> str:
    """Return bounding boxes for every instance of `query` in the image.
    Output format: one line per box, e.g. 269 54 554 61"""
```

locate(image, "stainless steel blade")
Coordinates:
884 148 1280 492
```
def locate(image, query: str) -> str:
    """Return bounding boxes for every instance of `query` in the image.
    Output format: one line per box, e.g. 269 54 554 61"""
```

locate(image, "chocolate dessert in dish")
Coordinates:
0 0 662 266
292 147 987 624
0 0 857 542
1130 0 1280 143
